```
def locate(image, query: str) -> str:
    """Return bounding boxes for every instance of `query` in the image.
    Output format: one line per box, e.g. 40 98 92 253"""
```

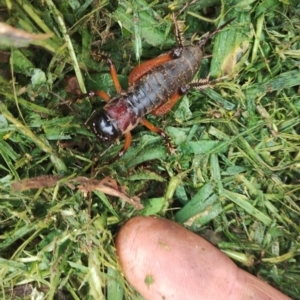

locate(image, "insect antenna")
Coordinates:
198 18 234 48
175 0 198 17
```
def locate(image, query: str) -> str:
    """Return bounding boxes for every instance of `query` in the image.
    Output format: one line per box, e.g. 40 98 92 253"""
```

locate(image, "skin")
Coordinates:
115 216 291 300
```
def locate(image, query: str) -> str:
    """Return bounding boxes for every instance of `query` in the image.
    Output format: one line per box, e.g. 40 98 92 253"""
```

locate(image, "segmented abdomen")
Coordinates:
126 45 203 117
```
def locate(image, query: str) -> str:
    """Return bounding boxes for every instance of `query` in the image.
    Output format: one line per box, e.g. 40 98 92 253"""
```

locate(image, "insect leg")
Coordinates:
84 54 122 101
92 52 122 94
140 118 175 154
189 75 228 90
77 89 111 102
151 85 190 116
105 57 122 94
151 89 186 116
152 74 228 116
128 53 174 84
88 90 111 102
118 132 132 157
171 12 184 57
128 13 185 84
140 118 166 137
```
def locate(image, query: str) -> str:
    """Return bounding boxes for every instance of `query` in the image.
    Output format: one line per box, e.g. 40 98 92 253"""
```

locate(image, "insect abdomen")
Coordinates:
93 45 203 141
127 45 203 117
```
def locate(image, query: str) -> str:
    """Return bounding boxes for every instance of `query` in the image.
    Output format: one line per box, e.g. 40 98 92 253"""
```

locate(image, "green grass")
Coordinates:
0 0 300 299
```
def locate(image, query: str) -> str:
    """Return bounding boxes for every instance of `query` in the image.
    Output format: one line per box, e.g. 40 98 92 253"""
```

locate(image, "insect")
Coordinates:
89 18 233 156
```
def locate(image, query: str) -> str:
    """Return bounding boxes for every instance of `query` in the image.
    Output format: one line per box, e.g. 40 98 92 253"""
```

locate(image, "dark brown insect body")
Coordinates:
92 46 202 142
91 20 232 155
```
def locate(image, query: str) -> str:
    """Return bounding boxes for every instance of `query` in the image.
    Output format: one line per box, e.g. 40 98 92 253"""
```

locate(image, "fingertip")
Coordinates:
115 217 291 300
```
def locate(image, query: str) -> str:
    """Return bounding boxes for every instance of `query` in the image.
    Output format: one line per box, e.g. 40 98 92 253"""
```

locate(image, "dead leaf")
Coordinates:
11 175 62 191
12 175 143 210
64 76 82 96
73 176 143 210
0 22 53 48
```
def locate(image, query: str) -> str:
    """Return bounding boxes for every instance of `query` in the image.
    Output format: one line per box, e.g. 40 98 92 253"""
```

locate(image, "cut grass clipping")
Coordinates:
0 0 300 299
